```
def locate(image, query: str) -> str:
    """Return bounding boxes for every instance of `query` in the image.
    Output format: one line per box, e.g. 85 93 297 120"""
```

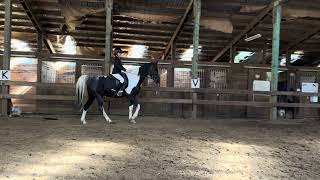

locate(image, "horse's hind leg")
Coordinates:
129 96 140 123
132 103 140 121
81 95 95 125
96 94 112 123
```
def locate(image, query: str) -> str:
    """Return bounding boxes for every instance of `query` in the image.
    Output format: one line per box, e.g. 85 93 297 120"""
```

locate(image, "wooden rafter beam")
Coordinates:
18 0 56 53
161 0 193 60
211 1 276 62
281 28 320 53
262 27 320 64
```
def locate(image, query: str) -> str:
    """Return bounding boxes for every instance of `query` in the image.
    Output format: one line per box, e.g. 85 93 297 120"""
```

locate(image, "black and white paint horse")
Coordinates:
76 62 160 124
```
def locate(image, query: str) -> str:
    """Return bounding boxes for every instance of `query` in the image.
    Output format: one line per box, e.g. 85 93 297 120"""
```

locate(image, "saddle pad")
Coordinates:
112 72 139 94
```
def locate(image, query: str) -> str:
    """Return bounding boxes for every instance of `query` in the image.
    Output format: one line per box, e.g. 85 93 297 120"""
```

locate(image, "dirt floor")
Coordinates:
0 115 319 180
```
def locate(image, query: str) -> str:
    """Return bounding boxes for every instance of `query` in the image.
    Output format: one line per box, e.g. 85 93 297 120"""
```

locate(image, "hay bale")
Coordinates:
200 17 233 33
59 0 105 31
240 5 320 19
283 7 320 19
121 12 180 23
239 5 266 13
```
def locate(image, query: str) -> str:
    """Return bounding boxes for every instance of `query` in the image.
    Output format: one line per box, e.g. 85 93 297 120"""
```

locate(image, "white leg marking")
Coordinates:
132 104 140 120
102 108 112 123
81 110 87 125
129 105 133 120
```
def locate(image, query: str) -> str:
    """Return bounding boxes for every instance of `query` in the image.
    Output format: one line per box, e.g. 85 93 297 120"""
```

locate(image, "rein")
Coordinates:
123 71 157 82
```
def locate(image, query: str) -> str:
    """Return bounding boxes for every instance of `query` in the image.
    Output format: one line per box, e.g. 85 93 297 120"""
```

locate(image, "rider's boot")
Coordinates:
117 81 127 96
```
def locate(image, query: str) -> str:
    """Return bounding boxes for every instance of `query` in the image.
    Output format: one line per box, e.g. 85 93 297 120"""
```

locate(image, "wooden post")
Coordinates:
167 65 174 116
104 0 113 74
75 62 82 81
262 41 267 65
37 33 43 83
167 66 174 88
270 0 282 121
286 50 291 91
1 0 12 118
171 42 176 61
36 33 43 112
229 46 235 63
37 33 43 55
192 92 197 118
192 0 201 119
168 42 175 116
286 49 291 67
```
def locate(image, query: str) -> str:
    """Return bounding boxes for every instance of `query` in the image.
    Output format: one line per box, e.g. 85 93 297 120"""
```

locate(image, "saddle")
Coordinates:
111 73 128 96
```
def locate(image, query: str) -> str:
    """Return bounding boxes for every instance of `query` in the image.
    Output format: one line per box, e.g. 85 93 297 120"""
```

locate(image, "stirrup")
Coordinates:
117 90 123 96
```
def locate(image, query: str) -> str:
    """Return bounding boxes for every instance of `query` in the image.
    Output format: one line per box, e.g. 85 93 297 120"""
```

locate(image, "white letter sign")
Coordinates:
191 78 200 89
0 70 10 81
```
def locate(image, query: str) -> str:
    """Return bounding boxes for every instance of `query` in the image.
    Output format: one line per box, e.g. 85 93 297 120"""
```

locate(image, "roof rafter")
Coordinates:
282 28 320 52
18 0 56 53
161 0 193 60
211 1 276 62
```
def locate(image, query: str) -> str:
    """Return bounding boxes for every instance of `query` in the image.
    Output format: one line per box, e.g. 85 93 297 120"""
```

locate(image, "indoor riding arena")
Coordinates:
1 0 320 179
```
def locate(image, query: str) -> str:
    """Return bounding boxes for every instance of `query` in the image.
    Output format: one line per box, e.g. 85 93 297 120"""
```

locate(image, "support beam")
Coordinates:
167 66 174 116
270 0 282 121
262 41 268 65
286 50 291 92
37 59 42 82
192 0 201 119
229 46 235 63
19 0 55 53
286 49 291 67
104 0 113 74
75 62 82 80
265 26 320 64
37 32 43 55
281 28 320 53
1 0 12 118
170 42 176 61
211 2 275 62
36 33 43 112
168 36 176 116
161 0 193 60
37 33 43 82
192 0 200 80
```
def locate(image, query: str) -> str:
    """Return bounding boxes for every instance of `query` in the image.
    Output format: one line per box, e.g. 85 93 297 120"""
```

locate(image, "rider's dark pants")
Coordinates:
119 72 128 90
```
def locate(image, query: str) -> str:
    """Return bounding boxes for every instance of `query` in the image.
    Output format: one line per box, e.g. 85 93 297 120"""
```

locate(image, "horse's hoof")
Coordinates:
129 120 136 124
109 121 116 124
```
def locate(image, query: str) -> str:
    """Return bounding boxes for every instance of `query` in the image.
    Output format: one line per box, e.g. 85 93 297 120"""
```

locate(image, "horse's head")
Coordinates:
138 62 160 85
149 62 160 85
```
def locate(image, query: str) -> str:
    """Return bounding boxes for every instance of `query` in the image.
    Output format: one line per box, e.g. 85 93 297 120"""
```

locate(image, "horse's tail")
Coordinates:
75 75 89 108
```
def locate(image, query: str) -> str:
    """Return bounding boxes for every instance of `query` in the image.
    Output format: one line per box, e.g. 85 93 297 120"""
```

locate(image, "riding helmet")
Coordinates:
114 47 124 54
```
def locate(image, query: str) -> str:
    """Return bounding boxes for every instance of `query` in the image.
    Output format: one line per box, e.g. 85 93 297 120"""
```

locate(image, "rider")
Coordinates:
112 47 128 96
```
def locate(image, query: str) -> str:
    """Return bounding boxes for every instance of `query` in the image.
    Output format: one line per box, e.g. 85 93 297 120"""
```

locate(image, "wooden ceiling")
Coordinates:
1 0 320 63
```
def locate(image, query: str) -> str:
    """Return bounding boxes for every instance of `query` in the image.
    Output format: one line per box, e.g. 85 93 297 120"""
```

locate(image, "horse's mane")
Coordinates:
138 63 150 77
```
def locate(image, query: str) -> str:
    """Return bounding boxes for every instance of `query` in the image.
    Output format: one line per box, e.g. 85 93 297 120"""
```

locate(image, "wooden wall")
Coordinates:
7 63 320 119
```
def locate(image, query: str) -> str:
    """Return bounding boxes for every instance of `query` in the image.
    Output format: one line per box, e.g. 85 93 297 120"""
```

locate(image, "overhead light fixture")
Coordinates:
294 50 304 55
245 34 262 42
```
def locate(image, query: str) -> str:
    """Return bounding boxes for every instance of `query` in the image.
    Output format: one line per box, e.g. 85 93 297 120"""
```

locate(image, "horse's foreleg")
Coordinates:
97 94 112 123
132 104 140 120
129 105 133 120
81 95 95 125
